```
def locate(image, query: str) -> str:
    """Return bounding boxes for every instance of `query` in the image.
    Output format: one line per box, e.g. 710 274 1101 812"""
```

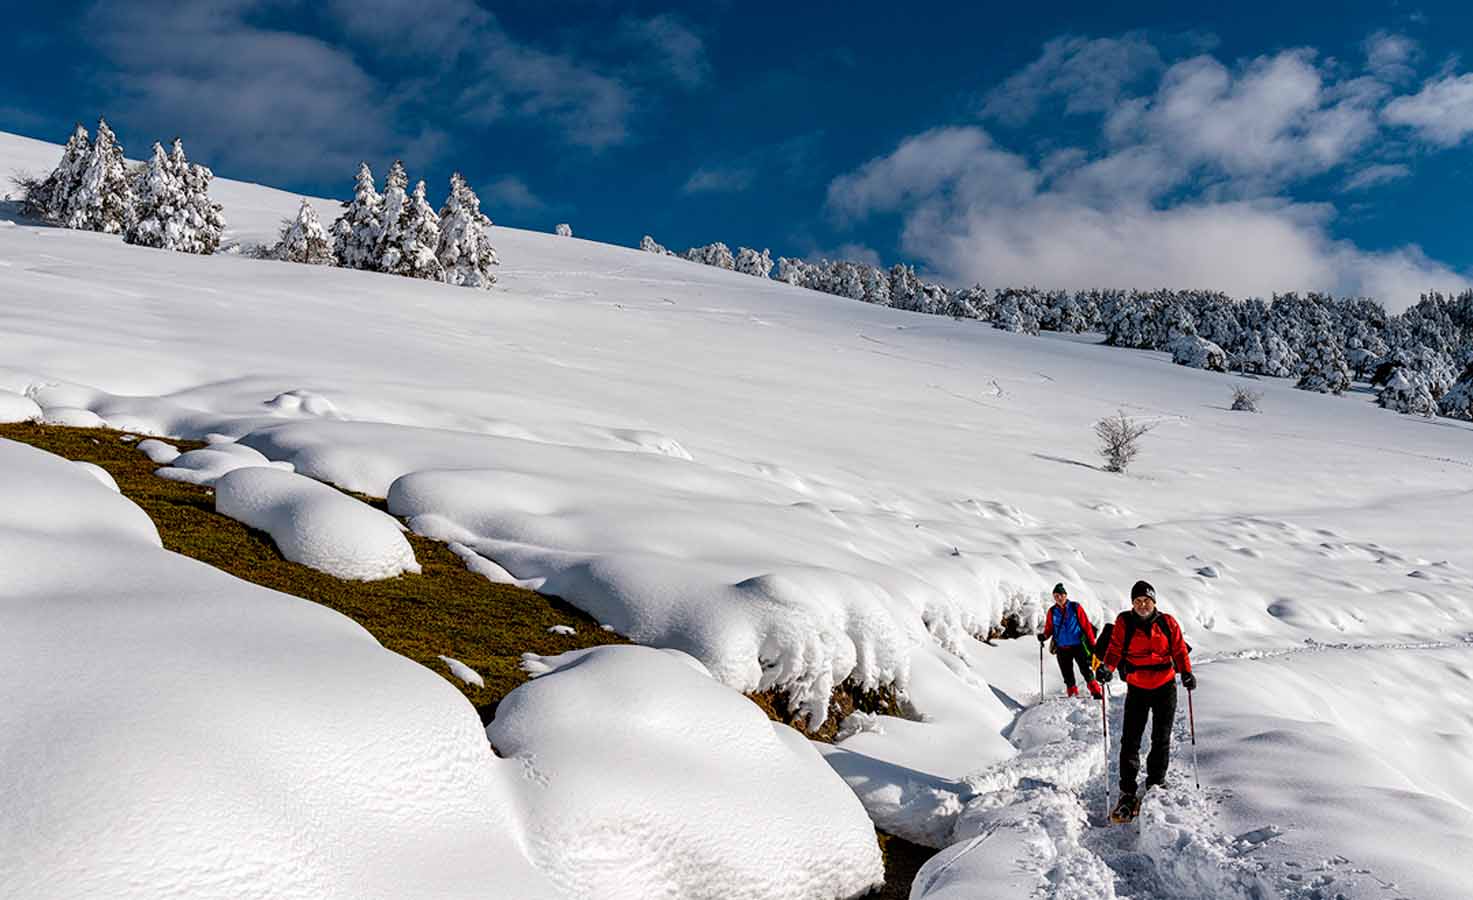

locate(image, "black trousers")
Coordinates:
1054 643 1094 688
1119 680 1177 794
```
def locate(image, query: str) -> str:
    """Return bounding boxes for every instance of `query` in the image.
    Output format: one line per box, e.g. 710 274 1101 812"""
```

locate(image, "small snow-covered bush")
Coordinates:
1094 410 1154 473
1170 335 1228 372
639 234 673 255
1378 368 1437 417
1440 364 1473 421
272 199 336 265
554 223 572 237
1229 385 1263 412
734 246 773 279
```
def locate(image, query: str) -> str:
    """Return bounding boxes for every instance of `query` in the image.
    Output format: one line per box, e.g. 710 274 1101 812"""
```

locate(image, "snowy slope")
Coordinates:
4 130 1473 898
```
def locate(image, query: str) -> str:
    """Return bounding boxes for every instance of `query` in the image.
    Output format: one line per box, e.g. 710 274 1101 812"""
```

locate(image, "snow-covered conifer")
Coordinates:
684 242 735 270
860 265 892 306
20 123 90 222
640 235 674 255
888 264 922 312
1378 368 1437 416
734 247 773 279
775 257 812 287
272 199 336 265
124 141 183 249
1439 363 1473 421
1169 335 1227 371
436 172 498 289
374 160 411 271
66 117 132 234
555 223 572 237
171 140 226 254
377 179 443 280
331 163 384 270
1296 314 1352 394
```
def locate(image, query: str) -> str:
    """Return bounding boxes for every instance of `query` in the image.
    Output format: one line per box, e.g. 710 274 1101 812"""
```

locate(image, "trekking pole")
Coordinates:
1187 686 1200 789
1100 677 1111 822
1039 639 1045 702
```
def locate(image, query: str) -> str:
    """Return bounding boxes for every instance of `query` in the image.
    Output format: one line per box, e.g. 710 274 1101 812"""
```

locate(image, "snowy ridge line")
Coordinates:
1195 633 1473 665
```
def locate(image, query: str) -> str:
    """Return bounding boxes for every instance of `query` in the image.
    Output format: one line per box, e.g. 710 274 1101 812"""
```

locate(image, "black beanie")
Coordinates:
1131 580 1156 600
1052 582 1067 595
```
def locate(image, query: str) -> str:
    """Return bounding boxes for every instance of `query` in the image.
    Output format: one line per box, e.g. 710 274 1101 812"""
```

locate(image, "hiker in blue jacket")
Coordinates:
1039 583 1102 699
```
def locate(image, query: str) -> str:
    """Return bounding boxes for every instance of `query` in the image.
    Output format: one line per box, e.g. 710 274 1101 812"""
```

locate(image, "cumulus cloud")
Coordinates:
683 166 755 194
618 14 710 89
827 38 1473 312
1384 73 1473 146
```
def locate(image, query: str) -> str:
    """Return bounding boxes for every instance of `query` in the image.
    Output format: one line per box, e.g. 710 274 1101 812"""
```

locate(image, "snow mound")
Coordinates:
136 438 180 464
215 467 421 580
73 460 119 492
547 624 575 635
41 406 105 427
488 645 885 900
0 389 41 423
265 389 341 418
156 441 293 486
0 437 562 899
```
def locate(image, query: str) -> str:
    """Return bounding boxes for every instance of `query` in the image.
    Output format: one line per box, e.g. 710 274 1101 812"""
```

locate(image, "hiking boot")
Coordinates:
1110 793 1140 823
1067 685 1079 698
1087 680 1102 699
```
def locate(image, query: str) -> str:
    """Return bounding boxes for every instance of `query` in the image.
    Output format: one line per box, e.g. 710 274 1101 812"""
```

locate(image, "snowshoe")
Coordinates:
1109 793 1141 824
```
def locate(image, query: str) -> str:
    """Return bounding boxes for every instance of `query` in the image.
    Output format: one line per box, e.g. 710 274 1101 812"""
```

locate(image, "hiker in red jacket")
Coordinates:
1097 580 1195 819
1038 583 1102 699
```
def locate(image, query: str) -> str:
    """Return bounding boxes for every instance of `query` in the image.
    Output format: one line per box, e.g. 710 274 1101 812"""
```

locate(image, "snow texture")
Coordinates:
489 646 885 900
214 466 421 581
0 389 41 423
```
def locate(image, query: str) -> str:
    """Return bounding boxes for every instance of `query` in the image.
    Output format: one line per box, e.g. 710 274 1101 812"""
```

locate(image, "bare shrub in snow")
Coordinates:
1094 410 1154 473
1230 385 1262 412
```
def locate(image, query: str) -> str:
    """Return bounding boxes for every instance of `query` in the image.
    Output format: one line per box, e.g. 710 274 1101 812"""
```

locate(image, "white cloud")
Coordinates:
480 176 544 211
618 14 710 89
683 166 755 194
1384 73 1473 146
982 35 1162 124
1364 31 1419 82
829 39 1470 312
827 125 1464 312
1341 163 1411 191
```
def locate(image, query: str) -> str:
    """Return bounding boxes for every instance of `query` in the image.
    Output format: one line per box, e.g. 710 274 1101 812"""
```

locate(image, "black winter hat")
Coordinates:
1130 580 1156 600
1052 582 1067 595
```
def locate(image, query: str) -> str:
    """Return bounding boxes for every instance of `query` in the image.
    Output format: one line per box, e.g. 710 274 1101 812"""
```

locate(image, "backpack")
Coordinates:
1116 612 1192 675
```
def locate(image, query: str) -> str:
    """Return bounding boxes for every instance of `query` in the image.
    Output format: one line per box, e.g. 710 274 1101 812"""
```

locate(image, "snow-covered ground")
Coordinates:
3 129 1472 898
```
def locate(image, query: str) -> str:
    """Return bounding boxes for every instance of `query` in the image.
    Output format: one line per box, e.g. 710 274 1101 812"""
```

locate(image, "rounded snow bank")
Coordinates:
0 389 41 423
215 467 420 580
490 645 886 900
156 441 293 486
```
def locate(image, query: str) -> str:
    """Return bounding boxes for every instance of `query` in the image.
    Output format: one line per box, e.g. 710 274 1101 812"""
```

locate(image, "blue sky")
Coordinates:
4 1 1472 308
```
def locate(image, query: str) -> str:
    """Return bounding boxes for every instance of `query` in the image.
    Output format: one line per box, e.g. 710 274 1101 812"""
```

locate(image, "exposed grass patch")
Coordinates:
0 421 625 721
873 831 935 899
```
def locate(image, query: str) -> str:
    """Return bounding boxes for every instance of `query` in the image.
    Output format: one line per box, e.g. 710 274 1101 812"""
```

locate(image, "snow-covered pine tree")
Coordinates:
1439 363 1473 421
66 117 132 234
123 141 184 250
375 160 411 272
734 247 773 278
775 257 812 287
555 223 573 237
273 199 336 265
20 123 90 221
436 172 498 289
331 163 385 270
170 139 226 254
640 235 674 255
1377 368 1437 416
860 265 892 306
377 179 442 280
1296 312 1352 394
684 242 735 270
888 264 922 311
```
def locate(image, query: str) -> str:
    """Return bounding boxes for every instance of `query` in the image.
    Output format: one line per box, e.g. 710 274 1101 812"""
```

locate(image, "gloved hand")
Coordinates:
1181 671 1197 691
1037 632 1048 643
1097 668 1113 683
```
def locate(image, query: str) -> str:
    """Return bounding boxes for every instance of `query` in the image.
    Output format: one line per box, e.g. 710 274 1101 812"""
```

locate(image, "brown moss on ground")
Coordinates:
0 421 625 720
747 680 908 743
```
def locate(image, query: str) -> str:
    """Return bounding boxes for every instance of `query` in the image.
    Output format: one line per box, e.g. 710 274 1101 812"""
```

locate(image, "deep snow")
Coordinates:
3 128 1473 898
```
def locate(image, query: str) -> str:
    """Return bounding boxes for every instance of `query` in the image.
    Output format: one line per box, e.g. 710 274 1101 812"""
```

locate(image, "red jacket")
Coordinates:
1102 611 1192 690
